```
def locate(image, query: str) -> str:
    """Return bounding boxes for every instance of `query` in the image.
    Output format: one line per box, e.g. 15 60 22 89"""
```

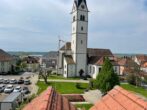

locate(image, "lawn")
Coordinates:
75 104 93 110
37 81 89 94
47 75 80 80
121 84 147 98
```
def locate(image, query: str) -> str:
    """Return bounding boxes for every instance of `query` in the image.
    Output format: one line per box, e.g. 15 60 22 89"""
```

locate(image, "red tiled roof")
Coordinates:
136 55 147 63
0 49 13 61
118 57 138 67
65 55 75 64
60 42 71 50
90 86 147 110
141 62 147 68
88 48 113 57
88 56 118 66
23 87 77 110
23 56 39 64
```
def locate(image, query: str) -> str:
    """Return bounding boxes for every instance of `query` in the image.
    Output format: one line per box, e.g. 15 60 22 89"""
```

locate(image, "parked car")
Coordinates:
0 78 4 84
0 85 5 93
13 86 21 92
3 79 9 84
22 87 30 94
4 85 14 93
17 79 24 84
24 80 31 85
9 79 17 84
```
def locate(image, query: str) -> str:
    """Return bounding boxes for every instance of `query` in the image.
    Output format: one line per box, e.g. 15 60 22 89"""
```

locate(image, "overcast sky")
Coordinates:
0 0 147 54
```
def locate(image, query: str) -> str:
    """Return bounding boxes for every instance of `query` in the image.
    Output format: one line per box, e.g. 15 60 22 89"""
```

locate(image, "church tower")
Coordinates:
71 0 89 76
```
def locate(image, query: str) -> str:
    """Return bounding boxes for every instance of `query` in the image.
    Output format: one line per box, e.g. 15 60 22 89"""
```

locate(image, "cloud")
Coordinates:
0 0 146 53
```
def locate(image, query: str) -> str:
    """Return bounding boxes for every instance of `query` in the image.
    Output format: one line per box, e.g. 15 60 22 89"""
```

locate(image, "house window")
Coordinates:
99 67 102 73
64 71 66 74
89 66 91 73
114 67 117 73
93 67 95 73
81 40 83 44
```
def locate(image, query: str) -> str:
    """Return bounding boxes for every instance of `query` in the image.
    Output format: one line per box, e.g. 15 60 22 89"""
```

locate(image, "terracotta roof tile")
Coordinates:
90 86 147 110
0 49 13 61
88 48 113 57
23 87 77 110
65 55 75 64
60 42 71 50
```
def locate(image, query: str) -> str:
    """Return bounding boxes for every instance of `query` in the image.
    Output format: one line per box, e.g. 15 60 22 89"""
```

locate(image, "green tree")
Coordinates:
96 58 120 93
126 73 136 85
39 69 52 84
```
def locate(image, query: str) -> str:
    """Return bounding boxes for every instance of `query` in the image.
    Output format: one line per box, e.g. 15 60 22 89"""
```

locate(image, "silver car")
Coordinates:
4 85 14 93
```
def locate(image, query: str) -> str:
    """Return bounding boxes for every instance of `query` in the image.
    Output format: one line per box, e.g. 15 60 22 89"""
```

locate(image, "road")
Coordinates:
39 79 89 83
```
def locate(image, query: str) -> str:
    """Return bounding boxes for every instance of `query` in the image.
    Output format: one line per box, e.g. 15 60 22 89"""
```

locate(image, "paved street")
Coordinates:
39 79 89 83
83 90 102 104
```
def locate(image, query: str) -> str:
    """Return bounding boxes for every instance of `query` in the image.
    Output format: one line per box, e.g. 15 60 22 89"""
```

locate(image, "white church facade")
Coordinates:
58 0 120 79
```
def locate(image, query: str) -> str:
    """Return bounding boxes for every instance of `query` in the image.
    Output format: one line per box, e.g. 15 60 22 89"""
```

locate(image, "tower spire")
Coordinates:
74 0 87 8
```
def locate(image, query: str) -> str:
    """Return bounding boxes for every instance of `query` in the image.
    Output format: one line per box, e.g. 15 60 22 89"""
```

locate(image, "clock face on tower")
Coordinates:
81 5 85 9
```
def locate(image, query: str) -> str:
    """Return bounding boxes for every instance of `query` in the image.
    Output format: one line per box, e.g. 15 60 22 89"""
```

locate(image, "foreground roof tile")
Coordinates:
90 86 147 110
23 87 77 110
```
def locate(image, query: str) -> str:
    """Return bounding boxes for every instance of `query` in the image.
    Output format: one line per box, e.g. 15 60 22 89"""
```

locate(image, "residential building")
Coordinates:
23 87 77 110
90 86 147 110
58 0 119 78
118 57 139 75
23 56 39 72
133 55 147 73
42 51 58 69
0 49 14 74
87 49 120 79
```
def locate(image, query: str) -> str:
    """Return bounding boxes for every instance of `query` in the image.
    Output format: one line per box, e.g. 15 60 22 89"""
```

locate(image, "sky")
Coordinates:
0 0 147 54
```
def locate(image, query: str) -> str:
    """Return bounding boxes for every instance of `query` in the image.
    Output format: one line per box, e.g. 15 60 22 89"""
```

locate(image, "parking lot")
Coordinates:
0 72 38 101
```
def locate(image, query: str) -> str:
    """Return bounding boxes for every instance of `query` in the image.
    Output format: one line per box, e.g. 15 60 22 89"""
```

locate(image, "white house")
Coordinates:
0 49 14 74
58 0 120 79
133 55 147 73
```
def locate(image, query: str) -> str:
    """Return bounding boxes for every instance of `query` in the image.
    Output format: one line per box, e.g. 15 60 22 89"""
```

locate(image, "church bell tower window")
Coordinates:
73 16 75 22
80 15 85 21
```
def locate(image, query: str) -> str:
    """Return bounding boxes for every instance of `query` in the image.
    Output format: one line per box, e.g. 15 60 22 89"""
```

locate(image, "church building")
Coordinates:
58 0 120 79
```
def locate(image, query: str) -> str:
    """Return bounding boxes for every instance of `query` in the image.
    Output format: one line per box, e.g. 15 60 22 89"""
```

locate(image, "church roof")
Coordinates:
74 0 87 8
87 48 113 57
88 56 118 66
60 42 71 50
90 86 147 110
65 55 75 64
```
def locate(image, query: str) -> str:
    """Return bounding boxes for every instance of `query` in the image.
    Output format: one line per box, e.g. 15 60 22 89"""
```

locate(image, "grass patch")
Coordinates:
37 81 88 94
75 104 93 110
121 84 147 98
47 75 80 80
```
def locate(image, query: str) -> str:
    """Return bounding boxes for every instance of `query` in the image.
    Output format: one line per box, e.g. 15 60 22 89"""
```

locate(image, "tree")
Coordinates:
96 58 120 93
39 69 52 84
126 73 136 85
